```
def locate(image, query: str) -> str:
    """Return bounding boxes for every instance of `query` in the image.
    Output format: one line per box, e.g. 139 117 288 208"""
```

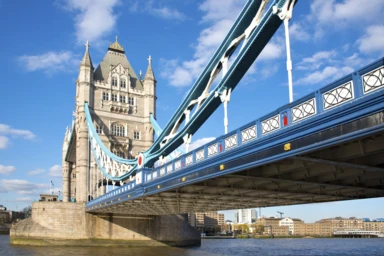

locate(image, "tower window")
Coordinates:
112 94 117 102
134 131 140 140
113 151 125 158
128 97 135 106
96 125 103 134
119 95 126 103
120 79 126 88
111 124 125 137
112 77 118 87
102 92 109 101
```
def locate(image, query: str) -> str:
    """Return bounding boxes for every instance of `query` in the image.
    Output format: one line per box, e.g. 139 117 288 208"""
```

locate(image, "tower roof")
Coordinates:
144 55 156 82
108 35 125 53
80 41 93 68
93 36 143 90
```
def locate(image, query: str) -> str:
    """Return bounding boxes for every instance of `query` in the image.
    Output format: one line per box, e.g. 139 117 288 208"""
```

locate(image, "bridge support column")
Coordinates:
10 202 201 247
75 113 90 203
62 161 70 202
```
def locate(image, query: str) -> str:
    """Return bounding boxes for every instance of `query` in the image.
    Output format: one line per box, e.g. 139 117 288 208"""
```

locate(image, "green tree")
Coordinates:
213 225 221 233
256 224 264 234
240 224 249 234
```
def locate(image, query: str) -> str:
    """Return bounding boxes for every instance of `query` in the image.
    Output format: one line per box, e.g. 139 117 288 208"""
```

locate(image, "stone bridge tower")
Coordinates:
62 37 157 203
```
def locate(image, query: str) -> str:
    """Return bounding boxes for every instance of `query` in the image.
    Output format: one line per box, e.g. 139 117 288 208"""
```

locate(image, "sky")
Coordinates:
0 0 383 222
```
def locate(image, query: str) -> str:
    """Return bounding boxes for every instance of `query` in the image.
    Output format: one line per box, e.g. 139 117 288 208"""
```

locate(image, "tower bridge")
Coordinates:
11 0 384 247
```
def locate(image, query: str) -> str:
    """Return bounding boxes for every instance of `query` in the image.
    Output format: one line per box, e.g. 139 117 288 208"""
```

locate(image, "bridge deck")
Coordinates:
86 59 384 215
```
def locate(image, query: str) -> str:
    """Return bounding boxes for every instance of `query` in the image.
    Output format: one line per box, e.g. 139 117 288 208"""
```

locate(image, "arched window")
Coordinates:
119 95 126 103
134 131 140 140
111 93 117 102
111 124 125 137
120 79 126 88
102 92 109 101
112 77 118 87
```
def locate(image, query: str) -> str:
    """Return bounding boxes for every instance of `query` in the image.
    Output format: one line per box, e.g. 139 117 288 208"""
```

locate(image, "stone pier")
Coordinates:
10 202 201 247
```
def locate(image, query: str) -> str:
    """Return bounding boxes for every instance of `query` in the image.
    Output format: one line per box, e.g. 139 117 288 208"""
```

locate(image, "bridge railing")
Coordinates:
142 58 383 184
88 58 383 207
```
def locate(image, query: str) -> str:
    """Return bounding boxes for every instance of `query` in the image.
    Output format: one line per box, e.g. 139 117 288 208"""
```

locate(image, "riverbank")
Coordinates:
0 224 10 235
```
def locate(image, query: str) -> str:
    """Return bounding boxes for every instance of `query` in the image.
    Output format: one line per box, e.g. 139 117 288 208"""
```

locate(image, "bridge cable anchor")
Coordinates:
273 0 295 103
215 89 232 134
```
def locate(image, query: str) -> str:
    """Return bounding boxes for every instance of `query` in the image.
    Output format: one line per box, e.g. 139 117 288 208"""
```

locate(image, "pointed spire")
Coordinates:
144 55 156 81
80 40 93 68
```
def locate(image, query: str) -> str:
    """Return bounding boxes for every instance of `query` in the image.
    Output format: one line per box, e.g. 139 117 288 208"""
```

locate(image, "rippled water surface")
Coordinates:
2 235 384 256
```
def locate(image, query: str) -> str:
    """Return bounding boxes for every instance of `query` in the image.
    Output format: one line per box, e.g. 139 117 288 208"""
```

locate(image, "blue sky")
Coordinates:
0 0 383 222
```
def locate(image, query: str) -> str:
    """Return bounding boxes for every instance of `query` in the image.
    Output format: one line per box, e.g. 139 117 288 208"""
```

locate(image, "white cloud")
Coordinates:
258 41 284 61
28 169 45 176
289 22 311 42
0 179 48 195
162 0 273 87
311 0 384 27
358 25 384 55
199 0 244 23
0 124 35 139
296 66 354 86
49 165 62 177
0 136 9 149
13 197 33 202
189 137 216 151
62 0 120 43
344 53 373 68
0 165 15 175
297 51 337 71
18 51 76 73
0 124 35 149
129 1 187 21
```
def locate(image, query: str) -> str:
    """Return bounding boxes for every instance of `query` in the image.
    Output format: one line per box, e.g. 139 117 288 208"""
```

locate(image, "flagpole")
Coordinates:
50 181 51 195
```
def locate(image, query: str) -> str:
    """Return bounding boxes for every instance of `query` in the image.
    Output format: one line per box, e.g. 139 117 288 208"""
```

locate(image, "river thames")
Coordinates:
1 235 384 255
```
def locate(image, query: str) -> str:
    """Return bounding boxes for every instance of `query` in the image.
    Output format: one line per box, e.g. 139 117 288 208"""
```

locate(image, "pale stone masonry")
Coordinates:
62 38 156 203
11 202 200 246
10 38 201 247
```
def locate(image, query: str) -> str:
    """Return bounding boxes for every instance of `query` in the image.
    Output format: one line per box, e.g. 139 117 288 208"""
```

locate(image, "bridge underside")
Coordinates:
91 130 384 215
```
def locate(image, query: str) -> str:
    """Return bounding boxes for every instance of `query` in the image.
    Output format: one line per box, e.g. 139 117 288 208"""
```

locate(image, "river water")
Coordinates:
1 235 384 256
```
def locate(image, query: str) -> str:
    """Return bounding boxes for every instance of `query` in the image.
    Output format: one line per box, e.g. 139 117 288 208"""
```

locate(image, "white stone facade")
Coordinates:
62 38 156 203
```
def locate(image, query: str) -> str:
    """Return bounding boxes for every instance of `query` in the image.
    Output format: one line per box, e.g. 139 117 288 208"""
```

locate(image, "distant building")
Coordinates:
237 209 257 224
279 217 304 235
0 205 6 211
188 211 224 231
39 194 59 202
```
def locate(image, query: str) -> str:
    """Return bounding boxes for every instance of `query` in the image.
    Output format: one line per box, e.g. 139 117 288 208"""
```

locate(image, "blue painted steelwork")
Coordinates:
85 104 136 180
141 0 298 167
150 114 185 159
84 0 299 180
86 58 384 210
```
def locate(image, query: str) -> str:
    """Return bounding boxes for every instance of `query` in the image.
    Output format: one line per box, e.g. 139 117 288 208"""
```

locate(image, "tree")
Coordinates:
256 224 264 234
22 205 32 218
240 224 249 234
213 225 221 233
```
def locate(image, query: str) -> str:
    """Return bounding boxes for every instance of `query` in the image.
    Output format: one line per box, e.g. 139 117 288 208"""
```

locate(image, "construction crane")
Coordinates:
277 211 284 218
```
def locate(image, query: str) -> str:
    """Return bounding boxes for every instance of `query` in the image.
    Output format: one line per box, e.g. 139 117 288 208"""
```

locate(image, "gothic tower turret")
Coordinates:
143 56 156 143
63 36 157 202
75 42 94 202
62 128 70 202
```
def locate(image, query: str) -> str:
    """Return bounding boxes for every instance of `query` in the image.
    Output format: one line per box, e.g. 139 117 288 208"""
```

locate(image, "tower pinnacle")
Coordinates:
108 35 124 53
144 55 155 81
80 40 93 68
